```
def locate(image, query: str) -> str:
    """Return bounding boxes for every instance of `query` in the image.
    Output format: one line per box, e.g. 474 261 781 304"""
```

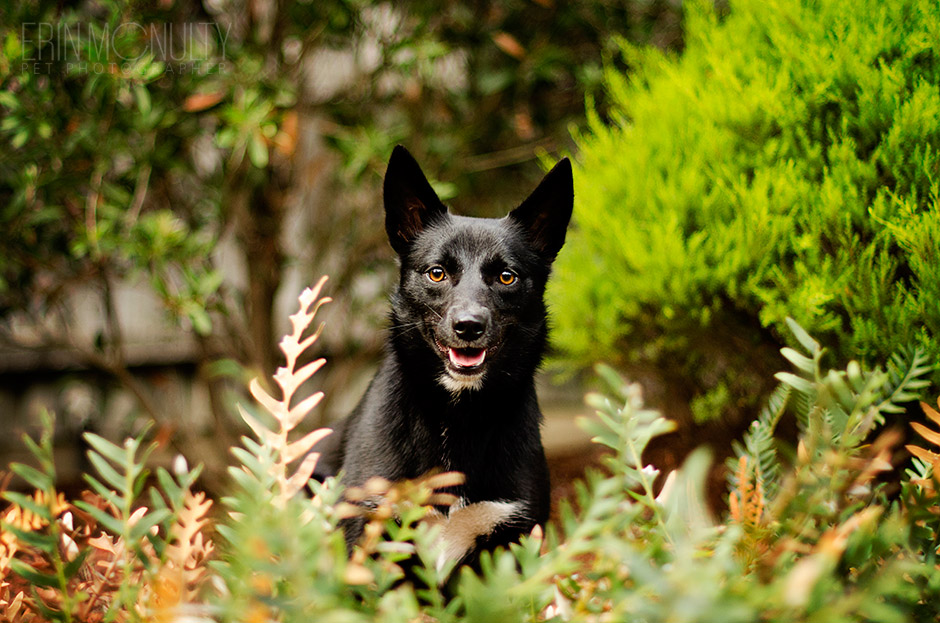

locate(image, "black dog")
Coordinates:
315 145 573 568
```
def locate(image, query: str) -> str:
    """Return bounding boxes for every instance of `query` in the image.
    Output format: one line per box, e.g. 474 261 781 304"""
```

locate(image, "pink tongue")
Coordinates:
449 348 486 368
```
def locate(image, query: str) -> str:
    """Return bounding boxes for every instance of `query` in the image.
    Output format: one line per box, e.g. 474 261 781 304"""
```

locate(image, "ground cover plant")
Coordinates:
549 0 940 424
1 282 938 622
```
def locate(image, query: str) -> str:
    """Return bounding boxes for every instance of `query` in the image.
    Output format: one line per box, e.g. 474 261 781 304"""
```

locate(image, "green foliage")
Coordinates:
1 414 209 621
452 330 937 621
3 297 940 621
550 0 940 420
729 318 932 495
0 0 679 325
0 1 224 326
0 0 683 441
2 412 86 622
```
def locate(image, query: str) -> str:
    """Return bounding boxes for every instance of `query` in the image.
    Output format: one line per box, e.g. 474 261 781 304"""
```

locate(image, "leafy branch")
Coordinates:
235 275 334 505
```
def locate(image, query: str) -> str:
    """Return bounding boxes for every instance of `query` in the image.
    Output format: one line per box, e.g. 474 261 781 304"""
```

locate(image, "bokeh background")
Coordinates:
2 0 939 510
0 0 683 495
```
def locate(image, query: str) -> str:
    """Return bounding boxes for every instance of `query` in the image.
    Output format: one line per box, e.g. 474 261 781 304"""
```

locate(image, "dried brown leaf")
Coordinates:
293 325 327 362
277 358 326 401
906 444 940 465
422 471 467 490
492 31 526 59
240 278 333 505
729 456 763 526
182 91 224 112
236 405 277 446
286 392 324 429
427 493 460 507
334 502 363 520
248 379 287 422
912 421 940 447
922 399 940 427
285 452 322 498
343 562 374 585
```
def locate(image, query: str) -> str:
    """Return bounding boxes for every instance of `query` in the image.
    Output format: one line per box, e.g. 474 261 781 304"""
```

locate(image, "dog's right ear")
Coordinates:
384 145 447 255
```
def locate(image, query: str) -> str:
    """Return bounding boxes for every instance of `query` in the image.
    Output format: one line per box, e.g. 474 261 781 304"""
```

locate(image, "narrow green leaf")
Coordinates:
12 128 29 148
148 487 169 515
227 466 261 493
82 473 125 507
131 466 151 499
155 467 183 500
214 523 237 545
146 530 167 560
73 501 125 536
134 83 151 116
647 417 678 439
83 432 128 466
846 360 865 392
584 391 612 414
780 347 815 374
188 306 212 336
2 522 57 550
8 462 54 491
775 372 815 395
230 447 263 472
128 508 171 542
2 490 54 522
87 451 126 492
9 559 59 587
825 370 856 412
178 463 203 489
785 317 820 355
594 363 629 400
63 547 91 579
247 131 269 168
21 435 54 473
879 402 905 415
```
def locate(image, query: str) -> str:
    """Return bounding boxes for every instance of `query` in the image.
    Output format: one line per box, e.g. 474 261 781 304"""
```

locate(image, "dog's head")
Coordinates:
383 146 573 394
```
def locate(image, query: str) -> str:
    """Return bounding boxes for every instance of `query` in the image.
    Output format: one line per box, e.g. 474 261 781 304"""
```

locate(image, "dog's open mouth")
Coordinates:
434 338 488 374
448 347 486 370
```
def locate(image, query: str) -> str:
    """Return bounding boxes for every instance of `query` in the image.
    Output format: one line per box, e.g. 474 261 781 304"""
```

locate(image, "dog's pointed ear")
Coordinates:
384 145 447 255
509 158 574 260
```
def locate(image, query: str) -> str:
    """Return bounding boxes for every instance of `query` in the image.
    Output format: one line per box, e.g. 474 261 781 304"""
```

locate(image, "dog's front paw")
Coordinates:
427 499 527 571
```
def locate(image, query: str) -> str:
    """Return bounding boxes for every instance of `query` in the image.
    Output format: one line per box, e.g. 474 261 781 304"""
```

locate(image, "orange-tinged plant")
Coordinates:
236 276 334 506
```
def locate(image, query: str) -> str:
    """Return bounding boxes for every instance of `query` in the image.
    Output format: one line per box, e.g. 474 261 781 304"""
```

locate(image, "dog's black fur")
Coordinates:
314 145 573 566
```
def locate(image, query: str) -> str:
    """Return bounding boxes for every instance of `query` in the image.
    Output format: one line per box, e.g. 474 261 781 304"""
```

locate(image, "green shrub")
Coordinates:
549 0 940 421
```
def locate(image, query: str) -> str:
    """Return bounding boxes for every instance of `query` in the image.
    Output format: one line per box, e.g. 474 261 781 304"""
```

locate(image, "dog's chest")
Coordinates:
401 390 539 497
425 418 514 493
433 424 482 475
439 425 454 471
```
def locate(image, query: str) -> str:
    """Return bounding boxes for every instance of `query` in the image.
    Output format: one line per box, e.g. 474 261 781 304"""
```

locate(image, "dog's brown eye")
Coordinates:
498 270 516 285
427 266 446 282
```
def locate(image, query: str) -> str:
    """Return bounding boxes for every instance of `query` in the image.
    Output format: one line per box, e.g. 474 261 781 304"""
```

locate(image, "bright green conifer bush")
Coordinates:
550 0 940 421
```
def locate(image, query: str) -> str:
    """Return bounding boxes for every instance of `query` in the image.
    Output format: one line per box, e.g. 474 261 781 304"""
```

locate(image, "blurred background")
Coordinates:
0 0 683 494
3 0 938 512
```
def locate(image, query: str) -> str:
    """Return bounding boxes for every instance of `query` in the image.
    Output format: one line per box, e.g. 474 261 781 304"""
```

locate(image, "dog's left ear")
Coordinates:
508 158 574 260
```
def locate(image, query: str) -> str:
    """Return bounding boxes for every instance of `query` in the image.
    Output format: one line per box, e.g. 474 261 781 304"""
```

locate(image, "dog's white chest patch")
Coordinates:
425 499 524 569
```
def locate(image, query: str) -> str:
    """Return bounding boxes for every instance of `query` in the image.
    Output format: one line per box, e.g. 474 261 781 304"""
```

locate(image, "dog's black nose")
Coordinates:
453 315 486 341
